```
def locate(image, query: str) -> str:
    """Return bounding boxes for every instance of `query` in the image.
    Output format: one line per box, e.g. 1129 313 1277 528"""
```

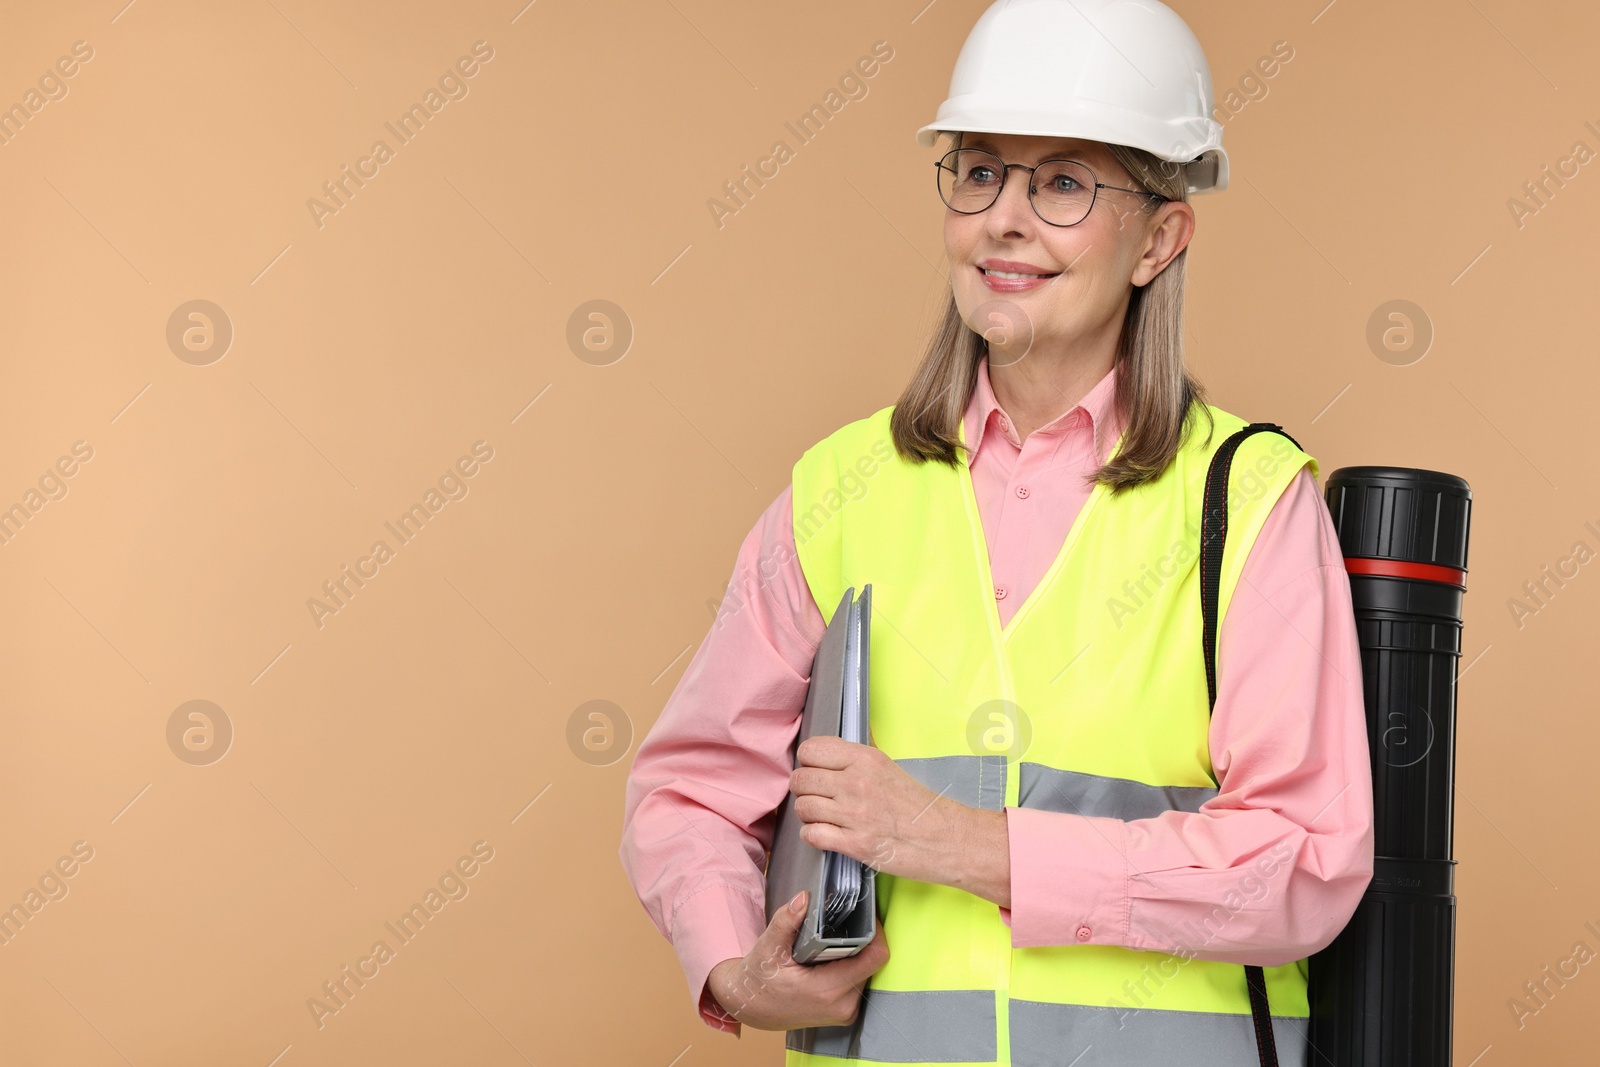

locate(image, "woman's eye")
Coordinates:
1050 175 1080 192
968 166 998 184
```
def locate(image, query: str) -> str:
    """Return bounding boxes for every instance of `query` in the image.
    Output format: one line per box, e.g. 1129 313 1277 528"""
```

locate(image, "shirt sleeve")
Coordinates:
617 484 826 1034
1000 463 1376 965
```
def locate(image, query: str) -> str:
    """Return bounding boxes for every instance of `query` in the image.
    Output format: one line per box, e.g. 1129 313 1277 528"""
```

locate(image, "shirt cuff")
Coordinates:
698 980 741 1034
1004 806 1130 948
670 882 767 1034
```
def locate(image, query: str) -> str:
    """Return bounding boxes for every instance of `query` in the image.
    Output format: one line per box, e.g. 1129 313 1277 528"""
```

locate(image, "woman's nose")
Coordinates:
985 169 1037 235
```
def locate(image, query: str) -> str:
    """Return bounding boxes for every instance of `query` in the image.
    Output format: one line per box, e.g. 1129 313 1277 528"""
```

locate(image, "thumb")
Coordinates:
760 888 810 955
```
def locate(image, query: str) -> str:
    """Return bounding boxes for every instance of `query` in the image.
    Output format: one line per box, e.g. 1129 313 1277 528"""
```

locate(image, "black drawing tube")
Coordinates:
1308 466 1472 1067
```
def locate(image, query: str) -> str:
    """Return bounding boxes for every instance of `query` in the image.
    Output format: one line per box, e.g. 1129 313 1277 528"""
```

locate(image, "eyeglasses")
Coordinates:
934 148 1170 227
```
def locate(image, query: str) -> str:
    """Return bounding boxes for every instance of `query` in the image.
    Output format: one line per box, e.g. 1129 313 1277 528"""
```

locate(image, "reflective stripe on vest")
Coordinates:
896 755 1220 818
785 400 1318 1067
788 988 1312 1064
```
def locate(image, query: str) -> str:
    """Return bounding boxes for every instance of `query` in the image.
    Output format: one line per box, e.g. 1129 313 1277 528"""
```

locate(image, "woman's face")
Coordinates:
942 132 1193 365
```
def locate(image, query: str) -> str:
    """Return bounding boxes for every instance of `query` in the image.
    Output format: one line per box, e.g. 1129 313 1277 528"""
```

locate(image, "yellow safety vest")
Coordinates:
785 399 1318 1066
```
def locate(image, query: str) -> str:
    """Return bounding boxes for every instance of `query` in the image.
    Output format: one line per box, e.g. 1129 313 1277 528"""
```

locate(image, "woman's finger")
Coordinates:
794 794 845 827
789 766 839 798
796 735 854 769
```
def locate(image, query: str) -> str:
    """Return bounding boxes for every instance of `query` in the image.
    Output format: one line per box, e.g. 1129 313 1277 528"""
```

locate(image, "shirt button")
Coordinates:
994 585 1007 600
1076 925 1092 941
1015 485 1030 499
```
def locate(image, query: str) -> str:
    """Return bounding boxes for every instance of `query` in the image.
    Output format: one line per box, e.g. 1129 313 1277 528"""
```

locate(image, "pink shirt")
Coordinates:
618 357 1376 1036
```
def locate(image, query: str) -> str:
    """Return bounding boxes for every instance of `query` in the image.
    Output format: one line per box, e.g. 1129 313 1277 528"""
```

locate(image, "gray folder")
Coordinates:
763 584 876 963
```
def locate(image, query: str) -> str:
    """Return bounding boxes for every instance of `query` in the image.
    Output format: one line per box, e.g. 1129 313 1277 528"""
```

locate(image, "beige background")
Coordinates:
0 0 1593 1063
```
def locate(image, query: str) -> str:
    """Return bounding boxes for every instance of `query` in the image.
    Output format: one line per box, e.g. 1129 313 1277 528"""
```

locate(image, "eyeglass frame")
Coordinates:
933 147 1172 227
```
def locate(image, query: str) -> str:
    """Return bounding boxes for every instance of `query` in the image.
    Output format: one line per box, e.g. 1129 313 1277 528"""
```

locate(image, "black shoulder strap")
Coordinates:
1201 421 1304 1067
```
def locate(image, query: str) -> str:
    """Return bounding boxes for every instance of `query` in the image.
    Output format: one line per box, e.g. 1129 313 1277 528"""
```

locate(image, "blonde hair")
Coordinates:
888 136 1215 494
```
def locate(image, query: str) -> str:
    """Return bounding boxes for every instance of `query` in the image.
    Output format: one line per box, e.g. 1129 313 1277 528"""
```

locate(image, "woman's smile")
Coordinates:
976 257 1062 292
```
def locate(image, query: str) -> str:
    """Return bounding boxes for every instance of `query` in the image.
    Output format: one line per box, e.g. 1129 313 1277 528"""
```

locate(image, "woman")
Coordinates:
620 2 1374 1064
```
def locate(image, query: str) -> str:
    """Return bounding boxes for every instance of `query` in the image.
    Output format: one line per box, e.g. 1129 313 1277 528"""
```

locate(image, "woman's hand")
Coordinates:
707 889 889 1031
789 735 976 887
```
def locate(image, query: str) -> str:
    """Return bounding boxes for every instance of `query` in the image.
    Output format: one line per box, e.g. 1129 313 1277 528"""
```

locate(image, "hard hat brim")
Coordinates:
915 120 1229 195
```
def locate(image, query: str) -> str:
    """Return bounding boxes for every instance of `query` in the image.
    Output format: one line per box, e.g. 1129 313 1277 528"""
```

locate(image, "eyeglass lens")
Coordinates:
938 150 1097 226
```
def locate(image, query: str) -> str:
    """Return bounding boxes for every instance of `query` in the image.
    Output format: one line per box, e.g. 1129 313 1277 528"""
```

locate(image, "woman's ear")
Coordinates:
1132 202 1195 287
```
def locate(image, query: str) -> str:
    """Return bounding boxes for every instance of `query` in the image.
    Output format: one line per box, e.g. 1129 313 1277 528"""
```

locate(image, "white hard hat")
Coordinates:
917 0 1229 195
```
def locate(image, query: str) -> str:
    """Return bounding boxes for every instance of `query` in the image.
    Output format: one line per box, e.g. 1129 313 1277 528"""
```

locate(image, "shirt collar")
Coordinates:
959 354 1125 467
